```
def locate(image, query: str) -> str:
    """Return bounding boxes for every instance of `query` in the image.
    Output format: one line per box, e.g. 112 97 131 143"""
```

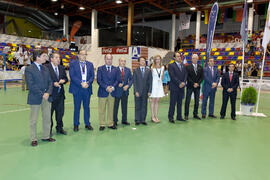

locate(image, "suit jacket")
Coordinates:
114 66 133 98
97 65 119 98
203 66 220 93
133 67 152 96
168 62 187 92
68 60 95 95
221 71 239 94
186 63 204 88
25 63 53 105
45 63 68 101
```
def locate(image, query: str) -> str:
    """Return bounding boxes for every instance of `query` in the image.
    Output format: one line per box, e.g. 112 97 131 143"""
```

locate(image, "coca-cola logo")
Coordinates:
102 47 128 54
102 48 112 54
116 47 128 53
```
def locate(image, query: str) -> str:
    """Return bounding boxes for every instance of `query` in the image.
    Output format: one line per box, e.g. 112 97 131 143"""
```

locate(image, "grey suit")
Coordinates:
133 67 152 123
25 63 53 141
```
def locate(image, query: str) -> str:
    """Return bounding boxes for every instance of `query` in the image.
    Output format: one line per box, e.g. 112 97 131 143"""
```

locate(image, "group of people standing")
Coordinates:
25 50 239 147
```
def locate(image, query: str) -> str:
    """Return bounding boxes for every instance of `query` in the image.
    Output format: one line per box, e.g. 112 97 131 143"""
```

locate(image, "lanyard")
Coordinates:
155 68 161 78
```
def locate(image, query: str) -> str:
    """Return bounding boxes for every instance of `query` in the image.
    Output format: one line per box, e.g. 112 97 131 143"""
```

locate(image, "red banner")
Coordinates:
101 47 129 54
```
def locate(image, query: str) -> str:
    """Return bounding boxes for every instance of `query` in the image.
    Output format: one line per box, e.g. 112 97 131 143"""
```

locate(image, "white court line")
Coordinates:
0 101 73 114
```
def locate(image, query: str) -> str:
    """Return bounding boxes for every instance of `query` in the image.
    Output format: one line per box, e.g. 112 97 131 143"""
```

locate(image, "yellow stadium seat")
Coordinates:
248 61 251 64
71 52 76 55
169 60 175 64
179 49 183 52
203 56 206 60
212 48 217 52
255 51 260 56
229 52 234 56
65 55 70 59
26 45 31 49
201 52 206 55
218 65 221 70
225 48 231 51
237 56 242 60
184 52 189 56
62 59 68 62
217 56 222 60
12 43 17 47
214 52 219 56
231 61 236 64
54 48 58 50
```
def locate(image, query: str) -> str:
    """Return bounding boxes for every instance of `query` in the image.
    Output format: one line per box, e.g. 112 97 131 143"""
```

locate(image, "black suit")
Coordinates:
168 62 187 120
133 67 152 123
184 63 204 117
45 63 68 133
220 71 239 118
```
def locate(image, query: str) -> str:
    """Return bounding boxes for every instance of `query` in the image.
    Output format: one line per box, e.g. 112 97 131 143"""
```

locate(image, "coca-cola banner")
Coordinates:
101 47 129 54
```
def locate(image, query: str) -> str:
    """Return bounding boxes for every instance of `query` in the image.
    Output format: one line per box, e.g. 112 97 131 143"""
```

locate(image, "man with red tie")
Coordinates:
220 63 239 120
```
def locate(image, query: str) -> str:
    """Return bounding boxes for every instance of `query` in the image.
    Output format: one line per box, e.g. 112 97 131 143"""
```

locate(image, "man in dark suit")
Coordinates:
69 50 95 132
25 49 55 147
168 52 187 123
133 56 152 125
97 54 119 130
220 63 239 120
184 54 204 120
45 53 68 135
201 57 220 119
113 57 133 126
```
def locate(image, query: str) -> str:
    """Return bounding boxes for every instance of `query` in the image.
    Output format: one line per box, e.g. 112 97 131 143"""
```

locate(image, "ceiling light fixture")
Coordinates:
79 6 85 10
54 12 58 16
115 0 123 4
51 0 58 2
247 0 253 3
190 7 196 11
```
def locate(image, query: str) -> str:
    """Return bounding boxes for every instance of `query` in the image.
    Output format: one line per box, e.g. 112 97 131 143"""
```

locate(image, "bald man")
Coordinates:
184 54 204 120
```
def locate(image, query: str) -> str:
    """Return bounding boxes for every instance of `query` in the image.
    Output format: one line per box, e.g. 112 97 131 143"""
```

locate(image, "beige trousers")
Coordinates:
98 95 115 127
29 99 51 141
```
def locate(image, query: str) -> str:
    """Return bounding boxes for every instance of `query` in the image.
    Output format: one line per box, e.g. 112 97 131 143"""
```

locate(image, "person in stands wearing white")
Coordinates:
150 55 165 123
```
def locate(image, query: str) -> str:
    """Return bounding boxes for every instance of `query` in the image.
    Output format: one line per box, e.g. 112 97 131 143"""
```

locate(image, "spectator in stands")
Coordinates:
184 54 204 120
97 54 119 130
20 61 29 91
201 57 220 119
25 50 55 147
162 64 170 96
69 50 95 132
221 63 228 76
266 43 270 56
24 49 32 65
250 62 258 77
236 61 242 76
17 52 25 69
220 63 239 120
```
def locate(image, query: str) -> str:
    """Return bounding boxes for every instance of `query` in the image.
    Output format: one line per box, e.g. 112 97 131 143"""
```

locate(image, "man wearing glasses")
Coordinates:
69 50 95 132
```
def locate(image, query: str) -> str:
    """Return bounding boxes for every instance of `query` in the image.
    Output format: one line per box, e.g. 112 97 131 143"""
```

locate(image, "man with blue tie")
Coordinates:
97 54 119 130
220 63 239 120
113 57 133 126
69 50 95 132
168 52 187 123
201 57 220 119
25 50 55 146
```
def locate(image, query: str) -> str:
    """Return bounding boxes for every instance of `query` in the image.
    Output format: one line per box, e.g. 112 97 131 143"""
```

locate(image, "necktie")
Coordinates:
121 68 124 82
141 68 144 77
39 65 42 72
81 62 85 73
107 66 111 73
211 67 214 77
55 67 59 79
230 72 232 82
194 64 197 74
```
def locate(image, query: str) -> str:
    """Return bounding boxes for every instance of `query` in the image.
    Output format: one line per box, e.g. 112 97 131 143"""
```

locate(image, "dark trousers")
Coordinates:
73 89 91 126
168 90 184 120
50 94 65 134
113 93 128 123
185 87 200 117
134 95 148 123
201 89 216 116
220 91 237 118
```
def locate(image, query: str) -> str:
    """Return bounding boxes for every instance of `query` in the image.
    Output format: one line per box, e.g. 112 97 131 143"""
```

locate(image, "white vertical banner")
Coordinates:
179 13 191 31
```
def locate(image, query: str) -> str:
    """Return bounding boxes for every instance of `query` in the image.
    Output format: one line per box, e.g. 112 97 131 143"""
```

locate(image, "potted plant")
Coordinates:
241 86 257 115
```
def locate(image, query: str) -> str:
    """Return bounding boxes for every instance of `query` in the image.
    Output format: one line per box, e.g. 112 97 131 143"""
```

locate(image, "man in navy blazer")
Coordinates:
220 63 239 120
69 50 95 132
168 52 187 123
113 57 133 126
45 52 68 135
25 49 55 147
201 57 220 119
97 54 119 131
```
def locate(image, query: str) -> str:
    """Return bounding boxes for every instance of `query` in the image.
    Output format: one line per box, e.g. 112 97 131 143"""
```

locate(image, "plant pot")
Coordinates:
241 103 255 115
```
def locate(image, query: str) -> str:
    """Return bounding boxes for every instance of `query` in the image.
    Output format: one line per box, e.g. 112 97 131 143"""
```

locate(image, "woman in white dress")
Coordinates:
150 55 165 123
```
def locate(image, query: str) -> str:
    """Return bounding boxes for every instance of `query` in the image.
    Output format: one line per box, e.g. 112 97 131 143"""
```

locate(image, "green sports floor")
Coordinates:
0 82 270 180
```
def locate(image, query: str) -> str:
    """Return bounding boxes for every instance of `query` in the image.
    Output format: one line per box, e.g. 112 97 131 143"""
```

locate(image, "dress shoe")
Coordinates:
209 115 217 118
135 122 140 125
194 116 201 120
231 117 236 120
42 138 56 142
202 115 206 119
85 125 94 131
141 122 148 125
57 129 67 135
99 126 105 131
122 122 130 125
177 118 186 122
184 116 189 120
108 125 117 130
220 116 225 119
169 118 175 123
31 141 38 147
114 122 118 126
74 126 79 132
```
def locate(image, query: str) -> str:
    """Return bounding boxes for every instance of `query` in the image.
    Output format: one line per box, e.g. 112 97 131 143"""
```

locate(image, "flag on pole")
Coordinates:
240 0 248 46
179 13 191 31
262 3 270 49
206 2 219 63
204 10 209 24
